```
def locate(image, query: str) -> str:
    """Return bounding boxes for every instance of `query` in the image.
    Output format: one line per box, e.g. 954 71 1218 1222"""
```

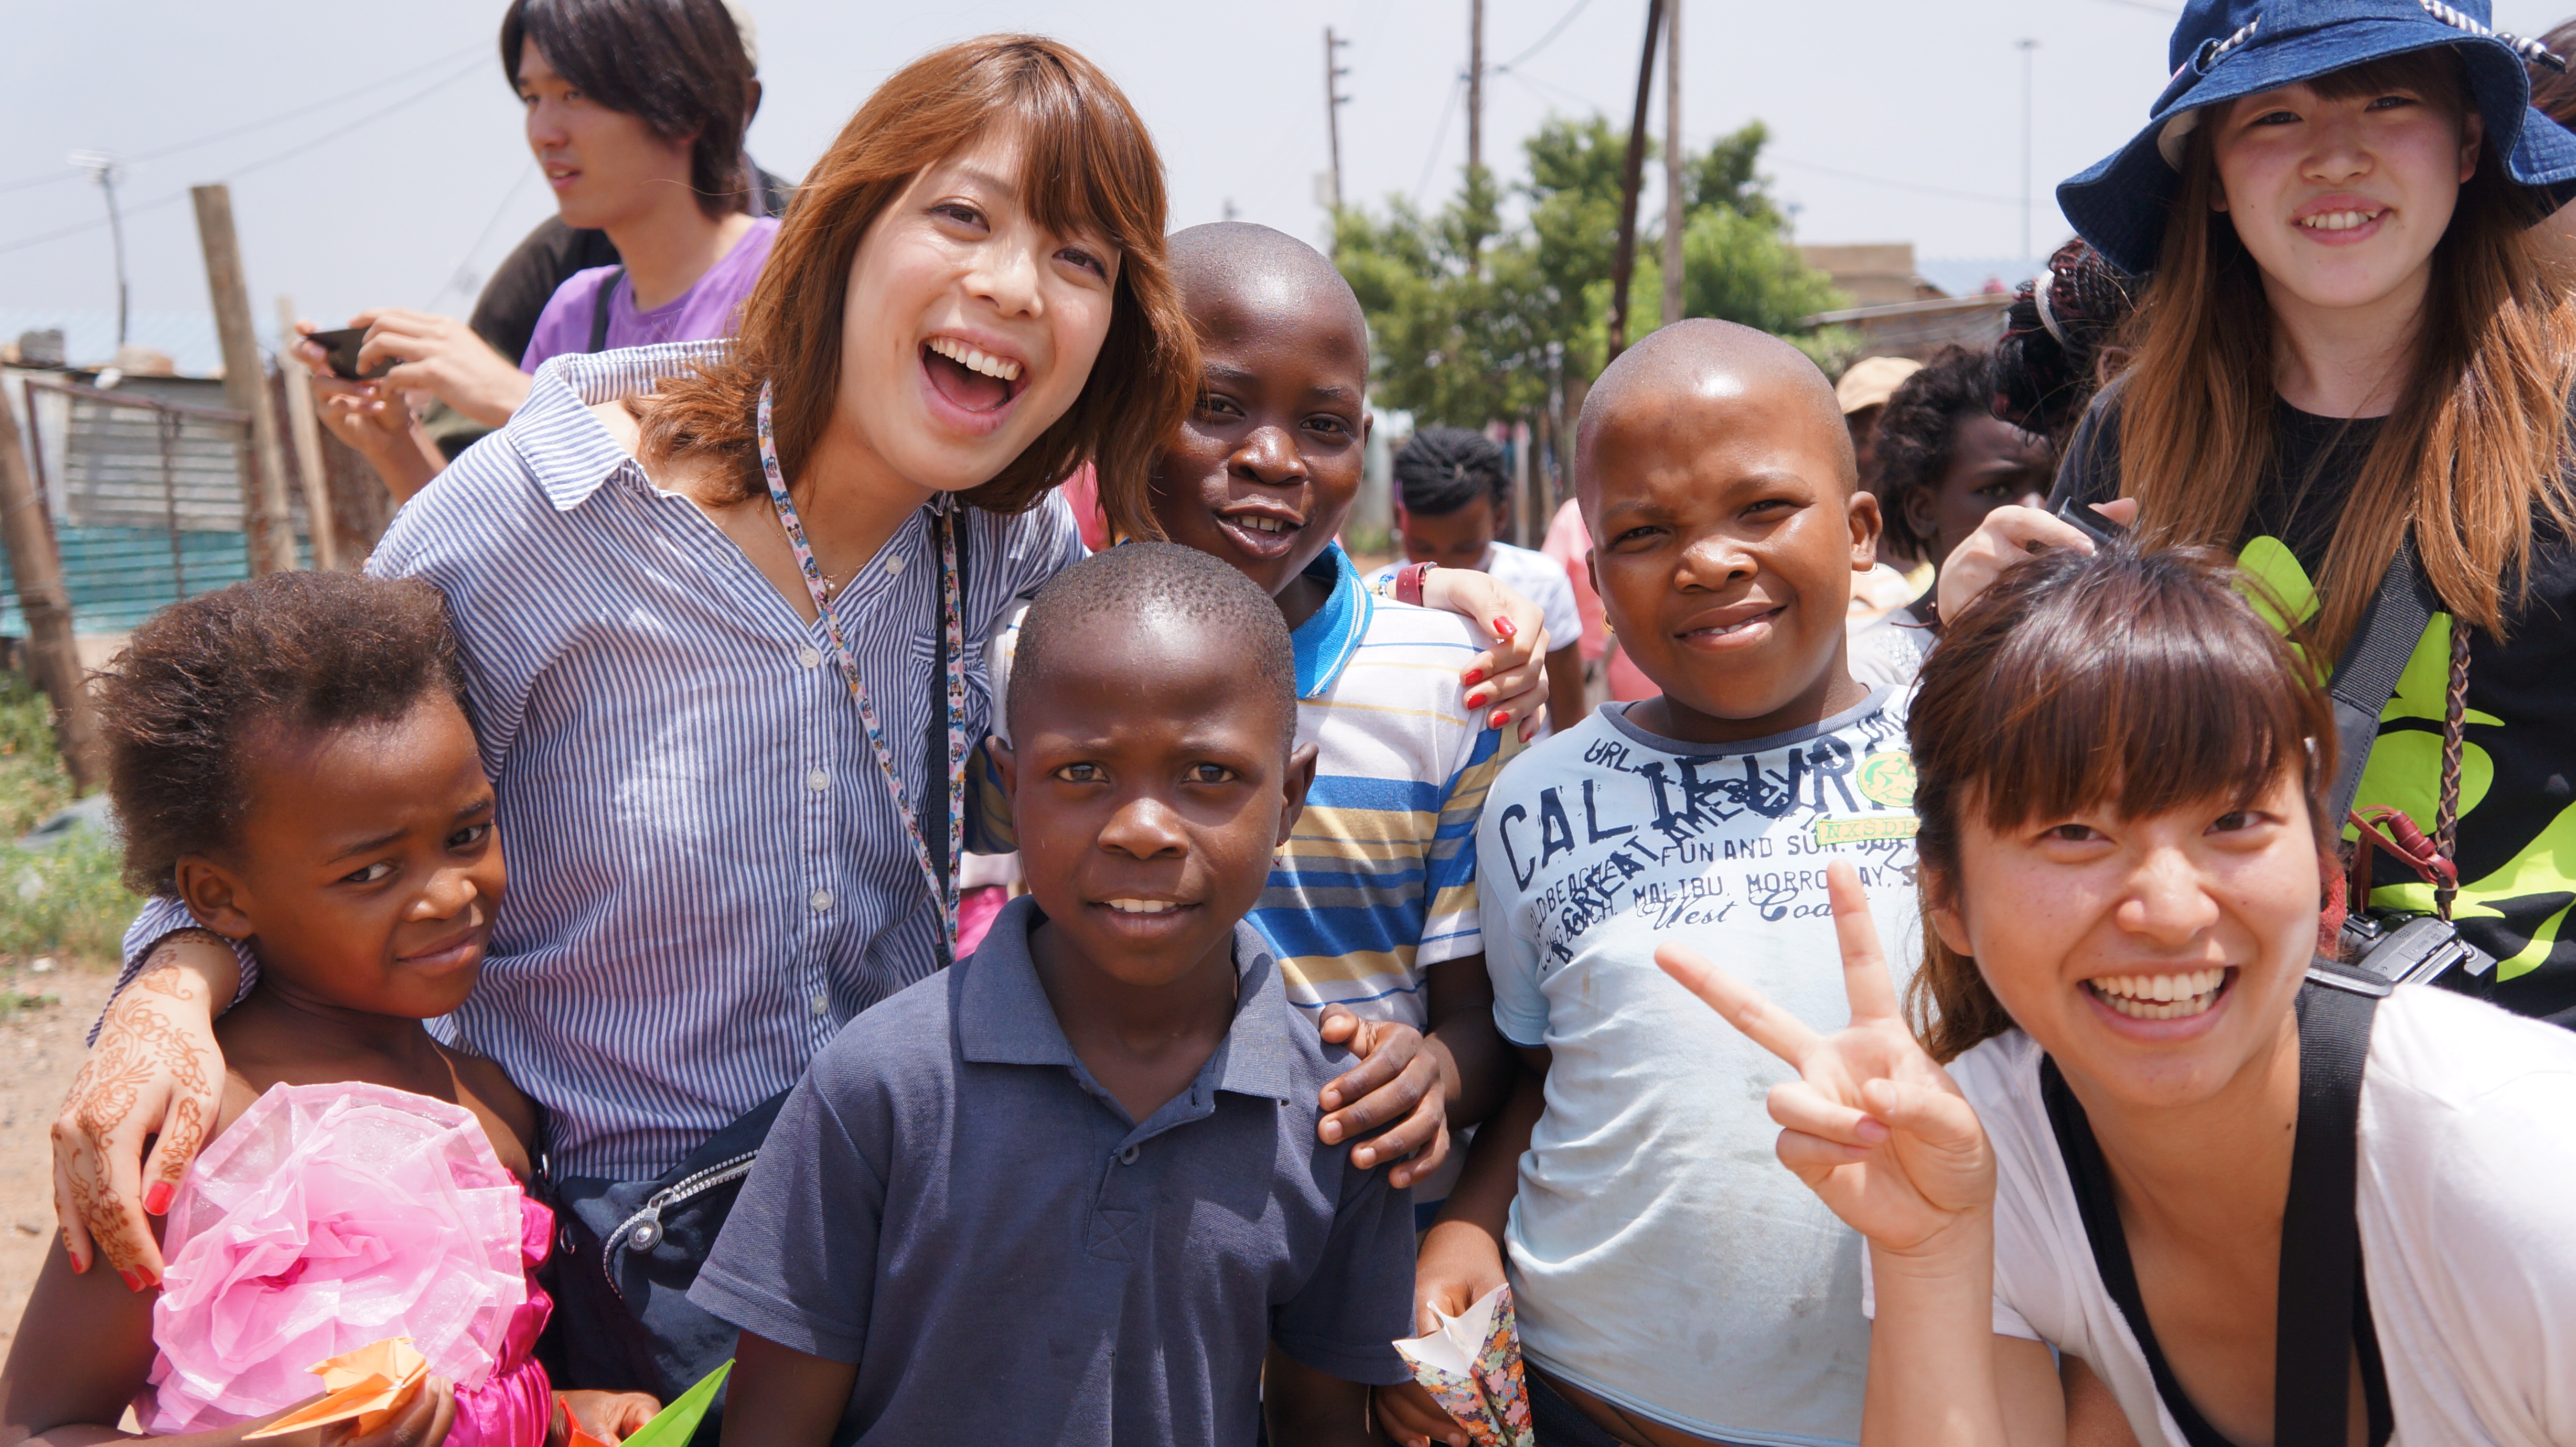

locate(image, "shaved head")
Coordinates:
1576 319 1855 516
1168 222 1369 350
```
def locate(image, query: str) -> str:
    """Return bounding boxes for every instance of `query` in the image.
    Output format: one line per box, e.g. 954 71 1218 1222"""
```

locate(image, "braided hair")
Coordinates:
1992 237 2137 447
2532 20 2576 127
1393 427 1508 516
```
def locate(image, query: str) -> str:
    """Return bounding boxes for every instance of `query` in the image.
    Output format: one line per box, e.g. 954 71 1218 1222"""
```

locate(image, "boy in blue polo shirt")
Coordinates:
982 224 1520 1216
694 543 1414 1447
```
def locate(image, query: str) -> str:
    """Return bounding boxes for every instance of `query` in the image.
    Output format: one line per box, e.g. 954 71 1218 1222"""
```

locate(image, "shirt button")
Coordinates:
1118 1145 1140 1166
810 991 829 1016
810 889 833 912
797 646 822 669
884 552 907 576
807 769 829 792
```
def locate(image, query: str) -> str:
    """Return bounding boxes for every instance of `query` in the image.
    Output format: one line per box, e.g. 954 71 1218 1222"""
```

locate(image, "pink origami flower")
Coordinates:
144 1083 533 1436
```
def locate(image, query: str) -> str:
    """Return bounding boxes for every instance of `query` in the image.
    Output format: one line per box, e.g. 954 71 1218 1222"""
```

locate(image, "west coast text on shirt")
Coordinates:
1479 693 1921 1447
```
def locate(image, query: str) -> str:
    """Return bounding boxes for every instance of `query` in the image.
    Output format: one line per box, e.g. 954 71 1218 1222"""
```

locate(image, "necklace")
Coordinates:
756 380 965 954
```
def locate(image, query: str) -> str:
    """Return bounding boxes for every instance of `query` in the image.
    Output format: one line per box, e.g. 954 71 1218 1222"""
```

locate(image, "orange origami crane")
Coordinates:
244 1337 430 1440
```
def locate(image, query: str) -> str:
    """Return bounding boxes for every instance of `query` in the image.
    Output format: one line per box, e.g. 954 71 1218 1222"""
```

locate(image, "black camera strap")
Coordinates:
2272 984 2396 1447
2041 987 2391 1447
2321 534 2433 828
587 268 625 354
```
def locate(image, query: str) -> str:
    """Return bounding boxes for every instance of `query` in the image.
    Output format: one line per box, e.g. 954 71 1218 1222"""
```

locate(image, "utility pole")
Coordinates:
1661 0 1685 330
2019 38 2040 263
1607 0 1668 362
68 153 130 351
1467 0 1485 176
0 387 105 789
192 184 298 576
274 296 339 570
1323 28 1351 212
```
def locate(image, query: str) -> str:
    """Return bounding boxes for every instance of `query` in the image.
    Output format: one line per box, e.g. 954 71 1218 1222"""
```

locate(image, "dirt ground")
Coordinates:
0 958 113 1352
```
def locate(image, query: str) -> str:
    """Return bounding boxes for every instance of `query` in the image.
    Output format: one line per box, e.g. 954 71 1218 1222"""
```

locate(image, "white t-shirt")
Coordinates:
1367 542 1582 734
1942 986 2576 1446
1847 607 1933 689
1479 690 1922 1446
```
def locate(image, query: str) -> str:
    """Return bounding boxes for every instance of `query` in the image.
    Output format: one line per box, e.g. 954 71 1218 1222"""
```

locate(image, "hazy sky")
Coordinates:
4 0 2572 342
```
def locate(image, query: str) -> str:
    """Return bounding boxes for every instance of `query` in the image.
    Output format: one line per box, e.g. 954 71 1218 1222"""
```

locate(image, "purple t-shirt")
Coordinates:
519 215 780 373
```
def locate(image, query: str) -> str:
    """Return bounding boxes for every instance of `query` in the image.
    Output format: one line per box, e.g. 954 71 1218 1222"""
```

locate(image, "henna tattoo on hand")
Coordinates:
55 962 223 1279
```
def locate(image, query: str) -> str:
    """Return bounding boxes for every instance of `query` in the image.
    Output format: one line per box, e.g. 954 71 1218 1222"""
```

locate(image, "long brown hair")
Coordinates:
640 35 1196 538
1905 546 2338 1062
2111 49 2576 657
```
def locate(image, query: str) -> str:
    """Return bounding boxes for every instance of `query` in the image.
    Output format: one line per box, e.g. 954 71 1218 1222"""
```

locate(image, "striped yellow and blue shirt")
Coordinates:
980 544 1511 1028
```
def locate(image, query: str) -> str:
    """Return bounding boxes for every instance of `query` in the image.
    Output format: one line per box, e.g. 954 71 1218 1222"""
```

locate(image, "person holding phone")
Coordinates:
299 0 778 503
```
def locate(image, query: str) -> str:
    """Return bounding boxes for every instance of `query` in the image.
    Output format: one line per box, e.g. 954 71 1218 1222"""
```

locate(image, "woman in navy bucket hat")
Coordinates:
1940 0 2576 1031
2060 0 2576 275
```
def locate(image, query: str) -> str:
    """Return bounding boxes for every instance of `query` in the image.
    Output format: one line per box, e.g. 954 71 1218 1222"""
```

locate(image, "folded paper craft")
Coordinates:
1392 1283 1536 1447
243 1337 428 1440
146 1083 533 1435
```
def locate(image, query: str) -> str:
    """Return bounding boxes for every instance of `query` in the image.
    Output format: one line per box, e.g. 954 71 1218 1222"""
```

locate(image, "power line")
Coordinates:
1491 0 1597 74
1772 154 2024 206
0 41 489 197
1413 73 1468 209
0 53 491 258
0 192 186 257
1501 67 1611 116
424 161 538 311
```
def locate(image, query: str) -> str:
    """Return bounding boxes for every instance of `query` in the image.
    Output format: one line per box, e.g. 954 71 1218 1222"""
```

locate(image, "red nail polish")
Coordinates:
145 1181 173 1216
121 1268 149 1292
1461 668 1485 686
1465 692 1487 709
1489 709 1511 729
1491 616 1517 640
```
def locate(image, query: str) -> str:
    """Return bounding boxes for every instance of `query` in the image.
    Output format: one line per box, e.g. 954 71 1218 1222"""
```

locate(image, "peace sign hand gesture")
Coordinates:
1656 859 1994 1258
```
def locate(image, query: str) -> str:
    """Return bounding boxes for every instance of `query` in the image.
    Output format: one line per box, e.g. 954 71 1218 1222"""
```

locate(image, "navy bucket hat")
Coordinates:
2058 0 2576 275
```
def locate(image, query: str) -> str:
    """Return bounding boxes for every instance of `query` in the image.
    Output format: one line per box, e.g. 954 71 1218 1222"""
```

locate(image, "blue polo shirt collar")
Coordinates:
1290 543 1371 700
956 895 1297 1106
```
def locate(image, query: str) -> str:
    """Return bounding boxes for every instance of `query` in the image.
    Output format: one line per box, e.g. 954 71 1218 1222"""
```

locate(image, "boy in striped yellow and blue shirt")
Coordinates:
976 223 1521 1213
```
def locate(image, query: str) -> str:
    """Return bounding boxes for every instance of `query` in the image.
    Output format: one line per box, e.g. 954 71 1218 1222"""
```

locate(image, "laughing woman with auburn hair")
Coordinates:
37 36 1534 1403
1937 0 2576 1029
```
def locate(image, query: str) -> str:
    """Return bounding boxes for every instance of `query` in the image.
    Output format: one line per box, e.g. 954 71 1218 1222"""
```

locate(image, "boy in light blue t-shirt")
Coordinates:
1379 320 1919 1447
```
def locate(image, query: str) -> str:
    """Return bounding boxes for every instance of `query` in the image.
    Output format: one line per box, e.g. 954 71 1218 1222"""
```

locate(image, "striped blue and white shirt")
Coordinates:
117 342 1086 1178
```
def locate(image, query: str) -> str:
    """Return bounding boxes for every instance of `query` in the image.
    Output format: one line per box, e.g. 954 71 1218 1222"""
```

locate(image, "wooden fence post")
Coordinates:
0 382 106 790
274 296 338 570
191 184 298 575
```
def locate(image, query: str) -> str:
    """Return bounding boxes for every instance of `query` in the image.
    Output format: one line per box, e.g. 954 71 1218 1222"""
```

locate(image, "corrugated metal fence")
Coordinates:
3 375 310 635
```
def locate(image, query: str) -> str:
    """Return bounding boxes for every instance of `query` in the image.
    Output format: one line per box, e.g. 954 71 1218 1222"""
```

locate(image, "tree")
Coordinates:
1335 114 1846 432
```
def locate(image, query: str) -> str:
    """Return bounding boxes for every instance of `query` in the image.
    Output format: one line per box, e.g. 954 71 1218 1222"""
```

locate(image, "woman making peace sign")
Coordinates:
1663 547 2576 1445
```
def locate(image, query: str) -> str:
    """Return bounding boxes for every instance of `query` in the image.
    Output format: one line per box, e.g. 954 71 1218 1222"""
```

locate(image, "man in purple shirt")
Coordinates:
518 213 779 372
289 0 774 503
